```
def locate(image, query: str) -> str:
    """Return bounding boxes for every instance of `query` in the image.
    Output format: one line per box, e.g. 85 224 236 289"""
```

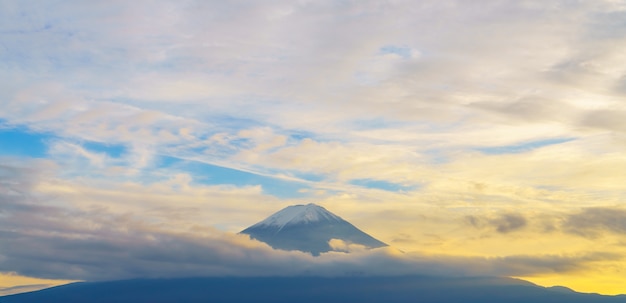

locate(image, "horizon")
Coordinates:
2 0 626 297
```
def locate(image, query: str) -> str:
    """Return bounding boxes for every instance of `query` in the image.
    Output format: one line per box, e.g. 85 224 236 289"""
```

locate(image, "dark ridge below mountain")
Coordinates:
240 203 387 255
2 276 626 303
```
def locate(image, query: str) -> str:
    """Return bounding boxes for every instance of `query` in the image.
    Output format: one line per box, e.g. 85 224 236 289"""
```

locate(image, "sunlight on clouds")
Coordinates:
122 74 239 102
240 137 426 185
3 0 626 296
328 239 369 253
0 272 76 296
33 172 278 233
4 160 626 294
522 271 626 296
236 127 288 152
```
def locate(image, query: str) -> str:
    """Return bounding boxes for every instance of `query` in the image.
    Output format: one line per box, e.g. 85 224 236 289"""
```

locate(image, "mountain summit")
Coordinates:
240 203 387 255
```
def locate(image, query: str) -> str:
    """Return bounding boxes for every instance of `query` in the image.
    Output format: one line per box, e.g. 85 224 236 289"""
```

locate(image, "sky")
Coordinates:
2 0 626 296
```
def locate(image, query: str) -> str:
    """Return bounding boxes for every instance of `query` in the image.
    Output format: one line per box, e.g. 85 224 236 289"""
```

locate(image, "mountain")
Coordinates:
3 276 626 303
240 203 387 255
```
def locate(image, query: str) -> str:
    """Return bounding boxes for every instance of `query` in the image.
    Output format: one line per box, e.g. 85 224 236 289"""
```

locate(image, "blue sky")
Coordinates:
476 138 576 155
0 126 50 158
2 0 626 296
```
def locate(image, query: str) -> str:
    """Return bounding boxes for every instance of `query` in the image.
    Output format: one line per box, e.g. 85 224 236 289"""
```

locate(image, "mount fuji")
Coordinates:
240 203 387 255
5 204 626 302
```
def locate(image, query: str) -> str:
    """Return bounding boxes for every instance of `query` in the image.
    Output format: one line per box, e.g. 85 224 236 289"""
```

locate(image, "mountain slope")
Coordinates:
2 276 626 303
240 203 387 255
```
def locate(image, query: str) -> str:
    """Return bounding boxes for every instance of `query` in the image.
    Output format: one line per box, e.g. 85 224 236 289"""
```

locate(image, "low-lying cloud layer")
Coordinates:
0 162 621 283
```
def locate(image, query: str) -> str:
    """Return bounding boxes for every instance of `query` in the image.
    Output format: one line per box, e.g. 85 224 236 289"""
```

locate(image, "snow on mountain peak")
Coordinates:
241 203 388 255
252 203 343 229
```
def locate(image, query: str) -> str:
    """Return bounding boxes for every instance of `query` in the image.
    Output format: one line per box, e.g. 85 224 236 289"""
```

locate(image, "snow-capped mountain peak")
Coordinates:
241 203 387 255
250 203 343 230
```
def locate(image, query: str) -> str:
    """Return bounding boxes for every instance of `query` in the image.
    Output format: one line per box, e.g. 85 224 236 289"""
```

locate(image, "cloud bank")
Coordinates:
0 162 620 283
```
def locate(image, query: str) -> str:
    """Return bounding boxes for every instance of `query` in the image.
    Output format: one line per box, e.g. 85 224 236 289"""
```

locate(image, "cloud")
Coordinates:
492 214 528 234
488 252 622 277
564 207 626 238
0 284 55 296
3 1 626 295
328 239 369 253
0 161 618 282
2 0 626 195
581 109 626 133
1 219 614 281
465 213 527 234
